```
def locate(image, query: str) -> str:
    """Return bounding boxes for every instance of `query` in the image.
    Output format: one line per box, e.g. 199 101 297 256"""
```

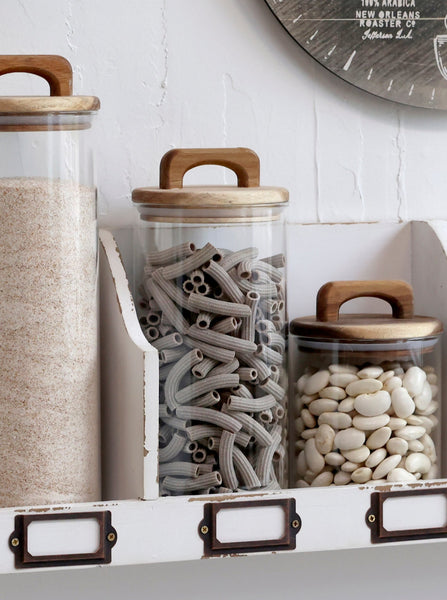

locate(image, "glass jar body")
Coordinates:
290 336 442 488
0 114 100 506
134 204 288 495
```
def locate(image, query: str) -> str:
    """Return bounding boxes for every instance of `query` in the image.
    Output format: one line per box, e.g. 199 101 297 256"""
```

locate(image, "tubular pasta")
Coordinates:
162 472 222 493
183 335 235 363
190 390 221 407
159 433 185 463
203 260 245 303
146 242 196 265
260 253 285 268
212 316 239 334
220 247 258 272
146 278 190 333
260 377 286 402
159 462 200 478
227 410 273 447
164 348 203 410
255 344 284 366
188 324 257 353
192 357 218 379
207 358 240 377
232 446 261 489
161 243 222 279
256 426 281 485
219 431 239 490
188 293 251 317
176 405 242 433
152 332 183 350
226 394 276 412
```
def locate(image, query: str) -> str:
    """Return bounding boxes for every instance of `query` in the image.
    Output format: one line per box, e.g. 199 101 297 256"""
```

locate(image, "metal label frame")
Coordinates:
366 488 447 544
9 511 117 569
199 498 300 557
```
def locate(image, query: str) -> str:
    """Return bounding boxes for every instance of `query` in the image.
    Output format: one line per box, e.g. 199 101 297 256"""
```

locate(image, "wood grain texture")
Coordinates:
316 280 414 321
0 55 73 96
159 147 261 189
265 0 447 109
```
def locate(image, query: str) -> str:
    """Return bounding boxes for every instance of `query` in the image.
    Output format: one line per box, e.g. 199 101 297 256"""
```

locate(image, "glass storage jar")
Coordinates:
0 55 100 506
132 148 289 495
290 280 442 488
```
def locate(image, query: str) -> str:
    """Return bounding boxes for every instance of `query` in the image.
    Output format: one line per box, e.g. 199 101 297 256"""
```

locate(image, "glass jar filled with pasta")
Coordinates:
132 148 289 495
290 280 442 488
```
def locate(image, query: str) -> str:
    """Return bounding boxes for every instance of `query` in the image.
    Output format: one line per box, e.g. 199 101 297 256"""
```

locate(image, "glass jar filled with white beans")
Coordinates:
132 148 289 496
290 280 443 488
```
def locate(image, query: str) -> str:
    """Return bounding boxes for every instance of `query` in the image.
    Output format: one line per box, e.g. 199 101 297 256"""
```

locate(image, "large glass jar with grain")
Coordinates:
0 55 100 506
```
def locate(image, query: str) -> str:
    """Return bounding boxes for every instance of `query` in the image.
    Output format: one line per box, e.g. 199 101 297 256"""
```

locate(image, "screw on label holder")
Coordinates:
199 498 301 557
366 488 447 544
9 511 117 569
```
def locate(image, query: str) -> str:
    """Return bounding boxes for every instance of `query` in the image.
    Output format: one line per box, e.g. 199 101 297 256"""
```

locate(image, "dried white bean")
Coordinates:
318 412 352 429
329 373 358 388
395 426 425 440
341 461 360 473
334 471 352 485
387 468 417 482
304 370 330 395
386 438 408 455
311 471 334 487
357 366 383 379
384 377 403 393
308 398 339 416
325 452 345 467
315 424 336 455
329 364 358 374
304 438 325 474
334 428 365 451
338 398 355 413
391 387 415 418
351 467 373 483
405 453 431 474
366 427 392 450
365 448 387 468
346 378 383 396
341 445 370 463
373 454 401 479
403 366 426 397
319 386 346 400
354 390 391 417
352 414 390 431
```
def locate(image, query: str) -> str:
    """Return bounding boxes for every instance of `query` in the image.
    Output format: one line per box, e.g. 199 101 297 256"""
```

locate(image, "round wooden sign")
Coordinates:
265 0 447 109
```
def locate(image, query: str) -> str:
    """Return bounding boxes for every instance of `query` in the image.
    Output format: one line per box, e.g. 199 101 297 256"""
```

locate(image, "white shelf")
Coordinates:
1 219 447 574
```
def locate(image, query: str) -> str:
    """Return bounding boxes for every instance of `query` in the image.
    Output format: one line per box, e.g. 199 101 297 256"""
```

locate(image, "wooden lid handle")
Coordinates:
0 55 73 96
159 148 260 189
316 280 414 322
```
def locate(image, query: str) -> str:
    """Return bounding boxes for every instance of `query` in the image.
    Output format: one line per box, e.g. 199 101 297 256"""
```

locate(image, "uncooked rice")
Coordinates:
0 177 100 507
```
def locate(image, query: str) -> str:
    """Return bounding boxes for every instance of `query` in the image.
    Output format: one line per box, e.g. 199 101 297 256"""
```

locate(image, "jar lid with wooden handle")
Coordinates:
132 148 288 222
0 55 99 130
291 280 443 341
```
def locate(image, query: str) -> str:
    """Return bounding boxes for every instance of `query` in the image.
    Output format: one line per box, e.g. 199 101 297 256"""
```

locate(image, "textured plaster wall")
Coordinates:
0 0 446 597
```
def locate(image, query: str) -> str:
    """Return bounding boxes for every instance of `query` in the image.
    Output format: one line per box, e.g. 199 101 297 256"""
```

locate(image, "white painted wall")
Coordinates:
1 0 447 596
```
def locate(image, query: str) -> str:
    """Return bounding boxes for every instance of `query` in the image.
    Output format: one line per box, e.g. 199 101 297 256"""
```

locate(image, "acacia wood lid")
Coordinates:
132 148 289 209
291 280 443 341
0 56 99 129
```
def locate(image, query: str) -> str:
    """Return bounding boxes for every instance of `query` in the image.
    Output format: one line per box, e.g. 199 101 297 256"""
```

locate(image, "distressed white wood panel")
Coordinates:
286 222 412 320
100 230 158 501
411 220 447 475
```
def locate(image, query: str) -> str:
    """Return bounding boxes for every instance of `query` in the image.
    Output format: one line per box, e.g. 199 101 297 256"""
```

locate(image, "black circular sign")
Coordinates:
265 0 447 109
